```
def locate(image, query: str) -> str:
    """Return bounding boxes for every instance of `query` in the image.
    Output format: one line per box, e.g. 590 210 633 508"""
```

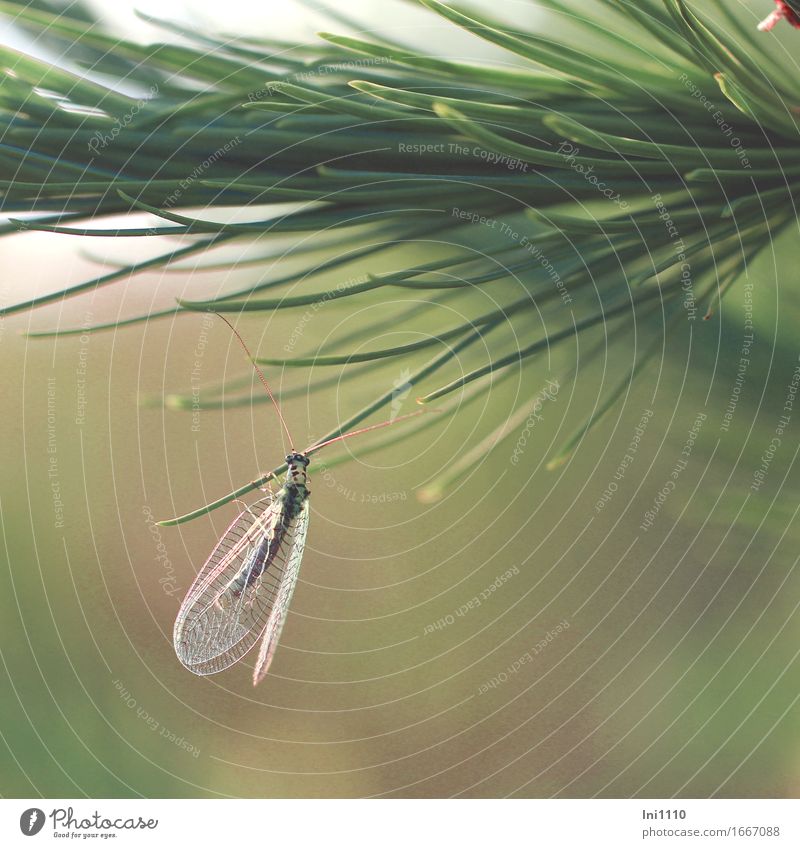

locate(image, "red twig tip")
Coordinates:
759 2 800 31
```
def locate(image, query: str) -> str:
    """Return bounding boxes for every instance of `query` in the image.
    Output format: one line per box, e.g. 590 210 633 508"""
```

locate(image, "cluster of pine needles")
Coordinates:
0 0 797 520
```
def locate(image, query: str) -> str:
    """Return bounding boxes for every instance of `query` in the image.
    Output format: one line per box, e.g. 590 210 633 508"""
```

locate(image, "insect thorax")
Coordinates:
285 452 311 488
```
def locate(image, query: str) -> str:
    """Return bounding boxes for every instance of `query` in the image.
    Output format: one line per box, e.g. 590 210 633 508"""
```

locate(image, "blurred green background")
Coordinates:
1 0 799 800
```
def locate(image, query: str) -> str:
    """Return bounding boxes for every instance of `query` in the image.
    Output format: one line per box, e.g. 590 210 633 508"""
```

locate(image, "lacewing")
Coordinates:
173 315 425 686
173 454 312 686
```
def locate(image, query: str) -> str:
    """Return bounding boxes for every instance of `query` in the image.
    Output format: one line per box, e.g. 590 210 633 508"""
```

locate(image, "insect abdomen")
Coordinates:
232 485 308 595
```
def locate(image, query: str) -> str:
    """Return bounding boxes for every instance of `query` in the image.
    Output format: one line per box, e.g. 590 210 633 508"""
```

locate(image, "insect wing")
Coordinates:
252 498 310 685
174 494 301 676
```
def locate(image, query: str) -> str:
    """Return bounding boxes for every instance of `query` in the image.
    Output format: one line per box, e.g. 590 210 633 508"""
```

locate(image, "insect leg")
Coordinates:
250 473 275 496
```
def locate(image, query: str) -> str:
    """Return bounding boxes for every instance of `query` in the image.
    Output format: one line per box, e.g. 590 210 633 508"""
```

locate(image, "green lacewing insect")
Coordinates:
173 315 425 686
758 1 800 31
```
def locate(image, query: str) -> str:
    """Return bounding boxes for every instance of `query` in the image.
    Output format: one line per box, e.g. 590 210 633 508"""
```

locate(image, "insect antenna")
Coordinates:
304 408 435 456
213 312 295 451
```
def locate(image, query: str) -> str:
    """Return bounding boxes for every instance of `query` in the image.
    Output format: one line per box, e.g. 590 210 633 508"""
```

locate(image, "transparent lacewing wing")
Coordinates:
174 452 311 686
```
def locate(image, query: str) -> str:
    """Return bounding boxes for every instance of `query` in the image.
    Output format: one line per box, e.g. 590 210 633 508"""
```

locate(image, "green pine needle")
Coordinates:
1 0 797 521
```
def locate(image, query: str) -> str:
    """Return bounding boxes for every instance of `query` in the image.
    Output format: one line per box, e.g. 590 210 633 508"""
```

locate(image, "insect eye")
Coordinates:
285 454 293 463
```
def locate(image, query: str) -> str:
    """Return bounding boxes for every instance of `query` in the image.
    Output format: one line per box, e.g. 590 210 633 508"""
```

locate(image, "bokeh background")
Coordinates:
1 0 799 798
